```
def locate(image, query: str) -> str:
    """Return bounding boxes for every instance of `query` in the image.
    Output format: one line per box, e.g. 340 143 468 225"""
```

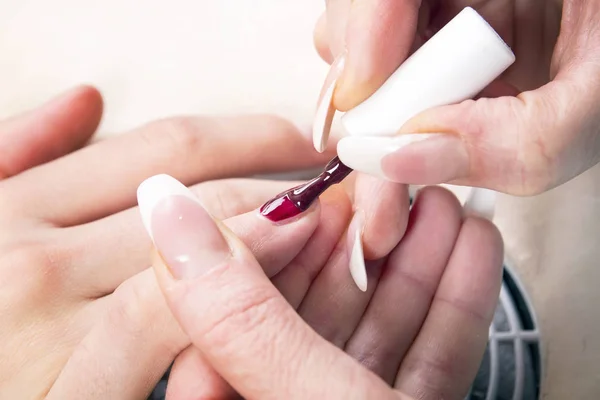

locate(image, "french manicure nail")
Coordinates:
337 134 469 184
464 188 497 220
312 54 345 153
347 210 367 292
137 174 231 280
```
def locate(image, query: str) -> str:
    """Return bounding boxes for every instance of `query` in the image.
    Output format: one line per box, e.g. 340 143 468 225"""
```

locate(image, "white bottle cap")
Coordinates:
340 7 515 137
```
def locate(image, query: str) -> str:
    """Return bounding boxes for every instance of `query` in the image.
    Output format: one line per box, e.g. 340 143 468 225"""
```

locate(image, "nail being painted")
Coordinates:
260 156 353 222
263 7 515 291
340 7 516 137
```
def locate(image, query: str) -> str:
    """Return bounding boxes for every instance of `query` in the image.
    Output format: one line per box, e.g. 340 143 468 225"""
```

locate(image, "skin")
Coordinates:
151 178 504 400
0 86 503 399
314 1 600 196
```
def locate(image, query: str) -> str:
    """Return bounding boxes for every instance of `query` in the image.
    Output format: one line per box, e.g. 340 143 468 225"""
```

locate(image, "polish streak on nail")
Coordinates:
259 156 353 222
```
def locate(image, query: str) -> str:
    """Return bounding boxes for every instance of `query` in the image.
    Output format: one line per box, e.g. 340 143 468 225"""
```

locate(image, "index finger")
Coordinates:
331 0 424 110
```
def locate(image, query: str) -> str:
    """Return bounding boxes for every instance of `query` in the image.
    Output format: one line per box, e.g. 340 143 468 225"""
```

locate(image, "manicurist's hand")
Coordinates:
148 173 504 400
314 1 600 195
0 85 352 399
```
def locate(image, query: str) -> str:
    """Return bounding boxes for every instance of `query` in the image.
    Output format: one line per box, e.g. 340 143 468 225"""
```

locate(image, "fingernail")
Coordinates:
347 210 367 292
464 188 496 220
137 174 231 280
312 54 345 153
337 134 469 184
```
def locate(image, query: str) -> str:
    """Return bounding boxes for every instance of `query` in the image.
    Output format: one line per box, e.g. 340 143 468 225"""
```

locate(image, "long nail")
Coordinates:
137 174 231 280
337 134 469 184
347 210 367 292
464 188 497 221
312 54 345 153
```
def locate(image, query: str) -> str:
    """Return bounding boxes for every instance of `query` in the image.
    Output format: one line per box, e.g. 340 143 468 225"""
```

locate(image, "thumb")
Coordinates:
338 76 590 195
0 85 103 179
138 178 396 399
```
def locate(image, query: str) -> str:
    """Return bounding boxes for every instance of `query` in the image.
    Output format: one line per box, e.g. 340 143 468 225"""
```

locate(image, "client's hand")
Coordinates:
148 176 504 400
0 86 352 399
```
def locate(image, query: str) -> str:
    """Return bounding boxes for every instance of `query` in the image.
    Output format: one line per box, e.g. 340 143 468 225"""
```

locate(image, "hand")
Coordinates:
148 175 504 399
313 2 600 196
0 86 349 399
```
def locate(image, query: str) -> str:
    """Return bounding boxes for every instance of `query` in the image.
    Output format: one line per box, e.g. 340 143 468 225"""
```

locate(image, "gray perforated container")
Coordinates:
467 262 542 400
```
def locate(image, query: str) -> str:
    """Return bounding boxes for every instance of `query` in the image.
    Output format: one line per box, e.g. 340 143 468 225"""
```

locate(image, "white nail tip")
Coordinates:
464 188 497 220
349 228 367 292
136 174 197 241
312 78 337 153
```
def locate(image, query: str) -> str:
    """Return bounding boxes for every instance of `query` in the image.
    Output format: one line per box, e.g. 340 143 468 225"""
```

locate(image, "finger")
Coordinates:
337 71 593 195
313 12 333 64
324 0 353 58
343 187 462 384
4 115 334 226
46 269 188 400
144 179 395 400
353 174 409 260
395 217 503 399
288 178 407 347
0 85 102 179
70 178 320 298
167 184 352 399
296 244 385 348
166 347 239 400
333 0 423 110
271 184 352 307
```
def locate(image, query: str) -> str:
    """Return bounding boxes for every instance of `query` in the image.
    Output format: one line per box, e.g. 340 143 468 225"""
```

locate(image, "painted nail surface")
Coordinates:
464 188 497 220
348 211 367 292
337 134 469 184
259 156 352 222
312 55 345 153
137 174 230 279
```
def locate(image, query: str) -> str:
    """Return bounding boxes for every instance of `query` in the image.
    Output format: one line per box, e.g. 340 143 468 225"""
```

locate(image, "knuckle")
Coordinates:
194 270 281 351
0 239 69 306
138 117 205 168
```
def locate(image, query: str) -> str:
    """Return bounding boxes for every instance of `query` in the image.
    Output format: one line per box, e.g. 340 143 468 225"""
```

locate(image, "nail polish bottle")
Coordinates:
340 7 515 137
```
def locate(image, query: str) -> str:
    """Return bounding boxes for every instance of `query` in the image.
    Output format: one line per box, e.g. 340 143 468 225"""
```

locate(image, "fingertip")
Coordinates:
58 84 104 139
461 215 504 262
313 12 334 64
0 84 104 178
353 174 409 260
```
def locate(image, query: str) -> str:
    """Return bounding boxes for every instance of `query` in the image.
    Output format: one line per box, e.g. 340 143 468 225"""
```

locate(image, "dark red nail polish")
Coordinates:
259 156 353 222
